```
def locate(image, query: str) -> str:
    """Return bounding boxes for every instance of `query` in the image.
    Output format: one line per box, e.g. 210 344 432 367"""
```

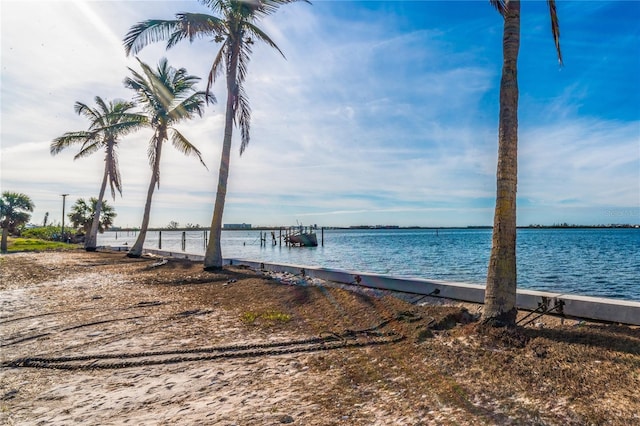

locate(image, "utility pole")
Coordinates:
61 194 69 242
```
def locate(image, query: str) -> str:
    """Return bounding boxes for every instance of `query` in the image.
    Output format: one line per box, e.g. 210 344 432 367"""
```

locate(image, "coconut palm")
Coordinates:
483 0 562 327
124 58 211 258
123 0 308 270
68 197 116 236
51 97 146 251
1 191 35 253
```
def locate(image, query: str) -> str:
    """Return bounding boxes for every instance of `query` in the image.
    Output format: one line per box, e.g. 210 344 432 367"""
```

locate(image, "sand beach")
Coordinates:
1 250 639 425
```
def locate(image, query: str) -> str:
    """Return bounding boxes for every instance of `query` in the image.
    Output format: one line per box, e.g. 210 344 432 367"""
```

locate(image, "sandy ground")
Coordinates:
1 250 639 425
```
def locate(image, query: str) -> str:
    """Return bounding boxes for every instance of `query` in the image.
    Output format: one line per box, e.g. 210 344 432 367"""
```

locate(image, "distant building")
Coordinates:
223 223 252 229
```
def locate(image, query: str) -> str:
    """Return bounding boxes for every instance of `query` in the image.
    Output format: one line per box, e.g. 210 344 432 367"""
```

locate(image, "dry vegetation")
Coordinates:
1 250 638 425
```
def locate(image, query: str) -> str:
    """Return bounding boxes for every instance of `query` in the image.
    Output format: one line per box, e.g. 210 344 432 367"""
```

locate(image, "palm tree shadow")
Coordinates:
524 323 640 356
284 286 313 306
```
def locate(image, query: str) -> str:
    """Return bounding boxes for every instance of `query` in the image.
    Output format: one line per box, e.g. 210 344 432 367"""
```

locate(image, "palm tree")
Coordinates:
123 0 308 270
51 97 146 251
124 58 210 258
68 197 117 236
483 0 562 327
1 191 35 253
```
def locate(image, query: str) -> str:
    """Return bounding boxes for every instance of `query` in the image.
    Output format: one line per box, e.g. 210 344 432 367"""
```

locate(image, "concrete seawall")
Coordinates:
127 248 640 326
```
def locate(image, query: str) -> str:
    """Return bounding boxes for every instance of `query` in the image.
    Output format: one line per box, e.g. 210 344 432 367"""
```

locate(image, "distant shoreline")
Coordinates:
108 224 640 232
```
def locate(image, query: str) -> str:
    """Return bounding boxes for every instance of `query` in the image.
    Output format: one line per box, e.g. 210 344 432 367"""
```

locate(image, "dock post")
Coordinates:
181 231 186 251
279 227 282 247
321 227 324 247
159 231 162 250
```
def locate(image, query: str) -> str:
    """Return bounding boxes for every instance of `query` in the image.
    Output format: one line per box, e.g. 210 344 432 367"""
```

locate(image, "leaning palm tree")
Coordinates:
0 191 35 253
123 0 308 270
124 58 211 258
51 97 146 251
482 0 562 327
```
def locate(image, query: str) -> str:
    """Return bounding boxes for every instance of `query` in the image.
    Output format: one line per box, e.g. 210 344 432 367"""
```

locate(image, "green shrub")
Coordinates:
7 238 78 252
22 226 62 241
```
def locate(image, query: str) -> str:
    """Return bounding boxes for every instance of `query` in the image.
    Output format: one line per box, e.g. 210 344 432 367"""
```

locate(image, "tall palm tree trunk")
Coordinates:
128 138 163 257
204 51 240 271
483 0 520 327
85 152 110 251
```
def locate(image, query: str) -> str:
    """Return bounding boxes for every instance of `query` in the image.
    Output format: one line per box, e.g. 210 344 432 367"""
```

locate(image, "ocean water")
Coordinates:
98 228 640 301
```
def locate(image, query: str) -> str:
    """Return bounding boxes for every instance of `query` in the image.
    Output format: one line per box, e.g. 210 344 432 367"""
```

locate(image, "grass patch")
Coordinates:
241 310 292 324
6 238 80 252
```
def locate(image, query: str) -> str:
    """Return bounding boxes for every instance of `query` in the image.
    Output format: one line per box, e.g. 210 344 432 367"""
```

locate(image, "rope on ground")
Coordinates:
517 300 565 327
1 328 405 371
1 308 425 371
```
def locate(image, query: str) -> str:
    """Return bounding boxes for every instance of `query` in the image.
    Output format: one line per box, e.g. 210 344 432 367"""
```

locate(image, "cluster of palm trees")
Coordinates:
53 0 305 263
51 59 210 255
50 0 562 328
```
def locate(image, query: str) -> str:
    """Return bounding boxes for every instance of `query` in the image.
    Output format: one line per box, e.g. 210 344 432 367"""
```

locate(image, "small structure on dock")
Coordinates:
258 225 323 247
285 228 318 247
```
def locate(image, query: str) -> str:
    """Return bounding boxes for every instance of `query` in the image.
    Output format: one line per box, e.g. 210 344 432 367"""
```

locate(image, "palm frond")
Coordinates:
74 140 101 160
489 0 507 16
73 104 98 129
547 0 563 66
236 86 251 155
109 99 136 113
107 149 123 199
147 134 159 170
166 29 189 51
199 0 226 15
97 116 149 138
124 72 159 113
50 131 94 155
10 212 31 226
147 132 163 189
169 91 209 124
124 19 181 56
170 129 208 169
200 0 308 20
139 58 179 114
172 13 223 44
260 0 312 16
94 96 110 117
125 66 166 119
237 37 252 85
245 21 284 58
206 45 226 100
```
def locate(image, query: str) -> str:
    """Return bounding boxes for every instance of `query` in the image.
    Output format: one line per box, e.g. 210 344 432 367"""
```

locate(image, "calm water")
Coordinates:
98 228 640 301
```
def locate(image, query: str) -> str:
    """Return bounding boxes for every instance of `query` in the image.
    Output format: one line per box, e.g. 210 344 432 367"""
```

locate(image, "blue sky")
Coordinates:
1 0 638 228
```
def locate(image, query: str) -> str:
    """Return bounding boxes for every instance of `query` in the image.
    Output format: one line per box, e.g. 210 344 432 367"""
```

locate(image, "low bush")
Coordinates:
7 238 79 252
22 226 63 241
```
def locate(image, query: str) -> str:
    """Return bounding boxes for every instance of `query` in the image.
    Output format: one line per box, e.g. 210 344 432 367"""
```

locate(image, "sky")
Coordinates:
1 0 639 229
